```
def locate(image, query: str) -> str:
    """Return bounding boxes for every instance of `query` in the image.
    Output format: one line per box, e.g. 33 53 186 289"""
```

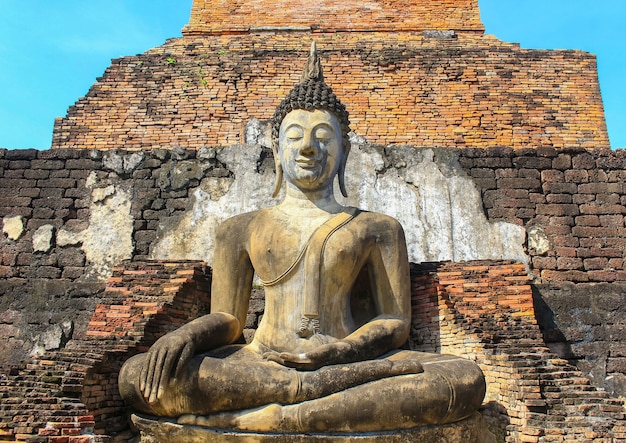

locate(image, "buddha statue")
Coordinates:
119 43 486 434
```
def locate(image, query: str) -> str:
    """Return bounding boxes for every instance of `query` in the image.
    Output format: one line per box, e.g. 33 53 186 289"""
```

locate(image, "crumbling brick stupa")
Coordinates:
52 0 609 151
1 1 624 442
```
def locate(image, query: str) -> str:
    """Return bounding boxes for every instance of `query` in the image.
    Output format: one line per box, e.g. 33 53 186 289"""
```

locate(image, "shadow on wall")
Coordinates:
532 283 626 397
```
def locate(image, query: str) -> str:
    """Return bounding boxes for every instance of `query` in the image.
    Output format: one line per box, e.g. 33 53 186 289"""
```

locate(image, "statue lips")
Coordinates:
296 158 323 170
294 155 328 184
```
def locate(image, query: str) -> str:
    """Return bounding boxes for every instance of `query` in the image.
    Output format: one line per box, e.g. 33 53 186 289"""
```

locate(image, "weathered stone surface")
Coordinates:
103 150 144 175
28 321 73 357
150 144 526 265
132 412 495 443
54 171 134 279
150 144 275 263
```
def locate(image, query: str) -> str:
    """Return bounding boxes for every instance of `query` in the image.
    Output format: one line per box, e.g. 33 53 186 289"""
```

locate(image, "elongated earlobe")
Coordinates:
272 158 283 198
338 156 348 198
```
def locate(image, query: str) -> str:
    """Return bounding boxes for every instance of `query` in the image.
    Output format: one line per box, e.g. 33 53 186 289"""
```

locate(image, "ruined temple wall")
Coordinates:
3 146 623 283
52 34 609 151
1 146 625 394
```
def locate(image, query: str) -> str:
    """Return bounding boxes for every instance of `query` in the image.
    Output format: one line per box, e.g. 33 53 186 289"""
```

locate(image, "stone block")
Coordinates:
30 159 65 170
571 153 596 170
40 188 64 198
536 204 579 217
513 157 551 169
541 170 563 183
5 149 37 160
599 215 624 227
552 154 572 170
607 358 626 373
57 249 86 267
556 257 583 271
596 193 621 205
542 182 577 194
35 266 62 279
575 215 600 227
564 170 589 183
32 197 74 209
40 178 76 189
545 194 572 204
579 204 624 215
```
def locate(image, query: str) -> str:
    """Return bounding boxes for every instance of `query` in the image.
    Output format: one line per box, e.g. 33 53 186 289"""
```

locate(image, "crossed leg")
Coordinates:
176 351 486 433
119 346 427 419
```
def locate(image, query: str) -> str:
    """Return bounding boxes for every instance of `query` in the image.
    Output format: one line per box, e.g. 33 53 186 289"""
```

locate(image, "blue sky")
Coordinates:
1 0 624 149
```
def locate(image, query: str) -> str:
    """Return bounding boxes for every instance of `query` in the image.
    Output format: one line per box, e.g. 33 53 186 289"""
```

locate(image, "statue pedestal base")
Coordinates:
132 412 495 443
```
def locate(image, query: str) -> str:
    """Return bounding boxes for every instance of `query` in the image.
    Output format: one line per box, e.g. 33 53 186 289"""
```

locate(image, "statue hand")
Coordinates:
263 351 314 369
264 340 354 370
140 331 195 404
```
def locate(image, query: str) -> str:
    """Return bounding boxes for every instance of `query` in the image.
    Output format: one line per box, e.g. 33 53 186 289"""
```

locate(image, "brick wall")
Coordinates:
51 33 608 150
3 147 624 285
183 0 484 35
0 261 210 442
411 261 624 442
534 282 626 398
1 260 623 442
460 146 626 284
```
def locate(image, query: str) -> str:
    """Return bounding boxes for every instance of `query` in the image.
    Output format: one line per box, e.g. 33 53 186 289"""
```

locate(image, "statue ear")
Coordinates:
272 149 283 198
338 146 349 198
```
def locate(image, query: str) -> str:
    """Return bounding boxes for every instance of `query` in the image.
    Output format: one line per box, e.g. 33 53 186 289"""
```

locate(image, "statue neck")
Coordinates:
280 183 343 214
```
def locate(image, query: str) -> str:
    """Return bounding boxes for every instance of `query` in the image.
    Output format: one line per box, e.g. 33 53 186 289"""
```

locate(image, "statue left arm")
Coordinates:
268 219 412 370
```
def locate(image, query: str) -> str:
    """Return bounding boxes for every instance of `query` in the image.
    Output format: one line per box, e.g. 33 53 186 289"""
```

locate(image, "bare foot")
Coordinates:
178 412 236 429
177 404 285 432
233 404 284 431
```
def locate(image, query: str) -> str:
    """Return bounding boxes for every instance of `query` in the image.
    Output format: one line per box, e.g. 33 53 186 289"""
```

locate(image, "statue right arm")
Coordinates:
139 312 240 404
210 215 255 337
140 215 254 404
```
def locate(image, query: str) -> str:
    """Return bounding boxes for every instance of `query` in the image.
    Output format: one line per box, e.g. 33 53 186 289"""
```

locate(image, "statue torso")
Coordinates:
240 206 392 354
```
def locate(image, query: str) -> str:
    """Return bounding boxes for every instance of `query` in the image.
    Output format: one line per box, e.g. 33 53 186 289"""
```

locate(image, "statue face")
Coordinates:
278 109 343 192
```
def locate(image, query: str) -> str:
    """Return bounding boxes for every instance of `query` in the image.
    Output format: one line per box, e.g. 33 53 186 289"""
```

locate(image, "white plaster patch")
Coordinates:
341 146 527 264
151 144 528 267
56 229 84 247
103 151 144 174
151 145 277 264
527 226 550 256
92 185 116 203
2 215 24 241
32 225 55 253
57 171 134 280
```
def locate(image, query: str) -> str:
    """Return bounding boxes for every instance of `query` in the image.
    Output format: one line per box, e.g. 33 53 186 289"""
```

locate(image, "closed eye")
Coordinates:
285 129 303 141
314 128 332 142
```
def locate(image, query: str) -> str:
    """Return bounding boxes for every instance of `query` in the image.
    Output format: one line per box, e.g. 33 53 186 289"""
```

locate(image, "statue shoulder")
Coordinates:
215 208 270 240
353 210 405 233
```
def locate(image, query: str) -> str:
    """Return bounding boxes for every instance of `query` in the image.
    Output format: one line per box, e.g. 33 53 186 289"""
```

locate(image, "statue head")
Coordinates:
271 43 351 198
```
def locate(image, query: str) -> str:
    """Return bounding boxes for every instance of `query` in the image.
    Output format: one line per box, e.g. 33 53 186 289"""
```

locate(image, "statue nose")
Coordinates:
299 133 318 155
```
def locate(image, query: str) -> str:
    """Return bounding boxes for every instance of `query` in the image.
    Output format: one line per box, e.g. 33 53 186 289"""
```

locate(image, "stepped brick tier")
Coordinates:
0 261 211 443
1 260 623 442
51 0 609 150
183 0 485 35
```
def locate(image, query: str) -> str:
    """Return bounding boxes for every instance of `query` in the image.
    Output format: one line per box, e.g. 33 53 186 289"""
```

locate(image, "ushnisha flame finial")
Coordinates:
300 42 324 83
